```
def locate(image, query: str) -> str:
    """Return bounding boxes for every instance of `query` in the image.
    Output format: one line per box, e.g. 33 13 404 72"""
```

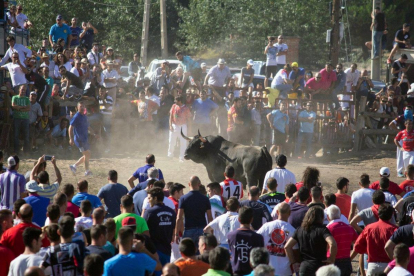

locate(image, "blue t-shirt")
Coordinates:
298 110 316 133
24 195 50 227
128 179 152 197
70 112 89 143
143 203 176 255
132 164 164 183
72 192 102 208
178 190 211 229
97 183 129 218
133 190 148 216
103 252 156 276
49 23 72 44
270 110 289 133
289 68 306 88
80 29 95 48
192 98 218 124
70 26 83 46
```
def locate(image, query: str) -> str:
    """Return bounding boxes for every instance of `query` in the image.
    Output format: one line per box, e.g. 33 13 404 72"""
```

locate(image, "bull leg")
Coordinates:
246 173 259 191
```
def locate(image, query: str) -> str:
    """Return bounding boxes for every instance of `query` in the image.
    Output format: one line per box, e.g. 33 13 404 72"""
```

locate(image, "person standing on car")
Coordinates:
128 53 141 78
264 36 278 88
274 35 289 72
240 59 255 94
175 51 201 87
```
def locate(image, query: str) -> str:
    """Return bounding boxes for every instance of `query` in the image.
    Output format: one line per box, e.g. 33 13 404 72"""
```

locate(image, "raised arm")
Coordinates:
51 156 62 184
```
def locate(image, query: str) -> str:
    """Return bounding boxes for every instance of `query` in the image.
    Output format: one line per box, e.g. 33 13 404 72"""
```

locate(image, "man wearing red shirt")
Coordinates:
399 164 414 193
326 205 358 276
168 95 192 162
0 209 14 276
168 183 185 213
352 204 397 276
369 167 404 196
305 73 325 99
335 177 351 218
0 204 49 256
319 63 338 90
395 120 414 176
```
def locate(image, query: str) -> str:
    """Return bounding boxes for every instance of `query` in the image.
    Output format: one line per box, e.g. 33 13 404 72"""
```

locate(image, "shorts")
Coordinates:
265 65 277 78
190 68 202 82
273 129 286 145
75 140 90 152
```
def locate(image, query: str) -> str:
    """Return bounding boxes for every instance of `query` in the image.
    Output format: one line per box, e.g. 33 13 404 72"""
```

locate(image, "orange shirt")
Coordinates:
170 104 191 126
335 193 352 218
175 259 210 276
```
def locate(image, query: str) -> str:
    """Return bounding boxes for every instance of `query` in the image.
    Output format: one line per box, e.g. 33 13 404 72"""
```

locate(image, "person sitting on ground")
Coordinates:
72 180 102 208
75 200 93 232
30 155 62 200
174 238 210 276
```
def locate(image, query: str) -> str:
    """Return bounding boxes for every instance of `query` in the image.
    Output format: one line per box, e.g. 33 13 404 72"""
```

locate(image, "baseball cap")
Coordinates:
247 59 254 66
122 217 136 226
30 91 37 96
81 58 88 64
380 167 390 176
106 60 114 65
26 180 41 193
217 58 226 65
56 15 63 20
107 47 113 51
200 63 206 68
41 53 49 58
291 62 299 68
7 156 19 167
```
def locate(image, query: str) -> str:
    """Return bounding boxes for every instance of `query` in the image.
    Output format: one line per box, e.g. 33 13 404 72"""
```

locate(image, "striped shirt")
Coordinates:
0 170 26 210
36 182 59 200
327 220 358 259
220 178 243 200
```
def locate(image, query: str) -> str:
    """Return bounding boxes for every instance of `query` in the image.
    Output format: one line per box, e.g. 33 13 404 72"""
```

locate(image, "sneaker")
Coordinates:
398 172 405 178
69 165 77 175
387 58 392 64
85 171 93 176
179 158 185 163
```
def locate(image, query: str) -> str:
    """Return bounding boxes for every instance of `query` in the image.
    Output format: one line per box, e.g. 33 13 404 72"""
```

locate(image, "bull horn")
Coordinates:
198 129 207 143
181 128 193 141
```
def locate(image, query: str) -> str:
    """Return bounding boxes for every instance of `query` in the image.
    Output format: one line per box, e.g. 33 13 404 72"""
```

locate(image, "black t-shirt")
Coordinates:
390 224 414 247
26 71 48 91
292 225 332 265
399 195 414 226
241 67 254 85
159 95 174 118
259 192 286 210
240 200 272 230
228 229 264 275
63 71 84 89
86 245 113 261
395 29 410 48
178 190 211 229
392 60 406 79
143 203 176 255
83 229 91 245
374 13 386 32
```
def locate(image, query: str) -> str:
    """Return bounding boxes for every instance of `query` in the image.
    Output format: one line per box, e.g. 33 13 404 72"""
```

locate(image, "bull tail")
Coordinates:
261 146 273 169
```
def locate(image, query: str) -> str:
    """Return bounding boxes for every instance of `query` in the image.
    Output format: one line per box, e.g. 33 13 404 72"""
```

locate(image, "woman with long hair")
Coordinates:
297 166 320 190
7 5 19 29
285 206 337 275
53 53 72 81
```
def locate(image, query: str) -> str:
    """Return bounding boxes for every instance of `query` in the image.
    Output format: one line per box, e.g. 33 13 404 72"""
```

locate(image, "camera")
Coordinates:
44 155 53 161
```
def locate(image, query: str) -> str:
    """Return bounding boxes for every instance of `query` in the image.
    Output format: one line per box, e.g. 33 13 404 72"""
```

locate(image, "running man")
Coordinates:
69 101 96 176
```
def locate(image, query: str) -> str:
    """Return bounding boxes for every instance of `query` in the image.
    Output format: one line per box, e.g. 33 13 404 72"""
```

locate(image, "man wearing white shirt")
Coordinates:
0 36 32 68
87 43 103 66
273 35 289 72
257 202 297 276
101 60 119 104
348 174 374 223
271 65 293 98
0 52 29 93
263 154 296 194
340 63 360 109
203 197 240 249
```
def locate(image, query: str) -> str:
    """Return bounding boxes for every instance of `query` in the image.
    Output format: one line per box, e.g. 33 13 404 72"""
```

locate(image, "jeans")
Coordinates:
295 132 313 158
373 31 383 57
182 228 204 247
14 118 30 153
335 258 352 276
155 250 171 276
275 83 293 98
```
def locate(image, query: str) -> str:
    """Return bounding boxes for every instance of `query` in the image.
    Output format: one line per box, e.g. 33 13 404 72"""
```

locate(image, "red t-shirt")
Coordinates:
319 68 338 90
395 129 414 151
399 180 414 193
169 196 179 213
327 221 358 259
354 220 397 263
0 222 50 256
305 77 324 90
369 180 403 195
66 201 80 217
335 193 351 218
170 104 191 126
0 245 15 276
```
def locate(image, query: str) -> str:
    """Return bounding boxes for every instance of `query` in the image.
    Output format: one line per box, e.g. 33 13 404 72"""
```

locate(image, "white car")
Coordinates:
144 59 181 79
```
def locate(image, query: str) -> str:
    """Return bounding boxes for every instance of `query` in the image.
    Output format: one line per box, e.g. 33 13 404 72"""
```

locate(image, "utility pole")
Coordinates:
140 0 151 66
330 0 341 66
371 0 381 80
160 0 168 58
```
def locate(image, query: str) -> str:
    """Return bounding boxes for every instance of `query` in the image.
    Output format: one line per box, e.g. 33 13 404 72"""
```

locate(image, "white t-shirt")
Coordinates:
70 67 80 77
388 266 413 276
75 216 93 232
101 69 119 88
206 211 240 245
142 197 175 213
272 69 289 86
263 168 296 193
257 220 297 276
15 13 28 30
351 188 374 212
273 43 288 65
8 254 43 276
2 63 27 87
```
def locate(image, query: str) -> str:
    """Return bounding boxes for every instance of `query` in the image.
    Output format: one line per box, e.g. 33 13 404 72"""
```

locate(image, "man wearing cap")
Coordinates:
101 60 119 104
0 35 32 68
270 64 292 99
49 15 72 48
87 43 103 66
264 36 278 88
387 23 411 63
11 85 31 154
289 62 305 95
204 59 231 95
29 91 42 150
0 156 26 210
274 35 289 72
23 181 50 227
240 60 255 93
370 167 404 196
395 119 414 179
153 60 170 93
128 53 141 77
391 54 409 94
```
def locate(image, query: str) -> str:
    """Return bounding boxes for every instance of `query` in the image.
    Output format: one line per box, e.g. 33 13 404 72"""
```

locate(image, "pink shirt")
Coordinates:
319 68 337 90
327 220 358 259
66 201 80 217
305 77 324 90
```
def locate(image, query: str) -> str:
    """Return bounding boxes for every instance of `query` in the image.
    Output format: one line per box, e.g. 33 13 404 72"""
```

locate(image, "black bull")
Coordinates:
181 130 273 189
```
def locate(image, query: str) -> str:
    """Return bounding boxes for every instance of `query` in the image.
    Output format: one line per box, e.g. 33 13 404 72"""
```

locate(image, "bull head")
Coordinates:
198 130 207 143
181 128 194 141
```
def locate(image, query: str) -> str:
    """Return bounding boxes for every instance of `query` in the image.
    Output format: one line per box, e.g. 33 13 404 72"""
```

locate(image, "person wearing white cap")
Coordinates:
0 156 26 210
204 58 231 92
240 60 255 93
101 60 120 105
23 180 50 227
369 167 404 197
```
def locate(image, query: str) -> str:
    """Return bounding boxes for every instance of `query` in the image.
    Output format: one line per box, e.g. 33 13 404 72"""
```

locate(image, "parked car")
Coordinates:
233 73 272 88
371 80 386 93
119 66 132 82
144 59 180 79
